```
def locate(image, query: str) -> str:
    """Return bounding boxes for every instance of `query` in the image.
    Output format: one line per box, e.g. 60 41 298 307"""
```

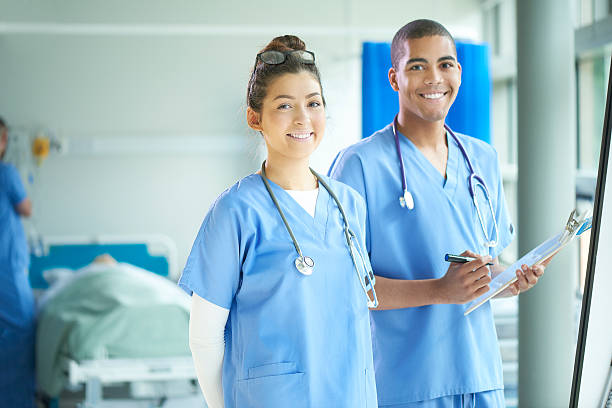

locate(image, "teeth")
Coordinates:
288 132 312 139
422 92 444 99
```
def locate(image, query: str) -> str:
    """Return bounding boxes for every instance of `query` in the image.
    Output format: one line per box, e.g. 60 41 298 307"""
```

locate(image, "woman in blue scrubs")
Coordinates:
0 117 36 408
179 36 377 408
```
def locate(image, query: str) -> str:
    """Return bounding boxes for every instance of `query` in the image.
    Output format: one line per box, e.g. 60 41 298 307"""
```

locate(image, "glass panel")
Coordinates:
578 52 611 172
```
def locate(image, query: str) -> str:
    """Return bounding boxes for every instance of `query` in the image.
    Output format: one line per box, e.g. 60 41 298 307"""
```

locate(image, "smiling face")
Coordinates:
247 71 325 163
389 35 461 124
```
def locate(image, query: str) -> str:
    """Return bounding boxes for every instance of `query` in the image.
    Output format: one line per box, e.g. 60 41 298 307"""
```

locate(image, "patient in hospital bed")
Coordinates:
36 254 191 398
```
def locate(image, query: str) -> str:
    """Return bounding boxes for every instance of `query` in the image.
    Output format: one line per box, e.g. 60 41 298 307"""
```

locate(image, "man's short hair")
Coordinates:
0 116 6 129
391 19 456 69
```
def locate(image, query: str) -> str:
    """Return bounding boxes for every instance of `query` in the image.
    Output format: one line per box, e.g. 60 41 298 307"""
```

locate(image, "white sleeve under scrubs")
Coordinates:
178 173 377 408
329 124 514 406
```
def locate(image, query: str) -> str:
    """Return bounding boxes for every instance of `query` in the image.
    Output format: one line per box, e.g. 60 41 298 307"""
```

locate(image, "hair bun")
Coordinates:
262 35 306 53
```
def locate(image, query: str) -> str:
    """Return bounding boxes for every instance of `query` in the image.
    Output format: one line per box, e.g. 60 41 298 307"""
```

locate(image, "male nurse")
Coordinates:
0 116 36 408
330 20 549 407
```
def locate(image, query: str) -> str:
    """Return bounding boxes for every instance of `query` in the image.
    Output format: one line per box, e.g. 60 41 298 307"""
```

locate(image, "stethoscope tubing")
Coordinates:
392 115 499 248
260 161 378 307
393 115 477 199
260 162 306 260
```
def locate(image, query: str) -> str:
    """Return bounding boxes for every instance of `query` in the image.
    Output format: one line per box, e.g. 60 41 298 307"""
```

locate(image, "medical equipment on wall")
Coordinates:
260 161 379 308
392 115 500 248
31 134 50 166
31 131 64 166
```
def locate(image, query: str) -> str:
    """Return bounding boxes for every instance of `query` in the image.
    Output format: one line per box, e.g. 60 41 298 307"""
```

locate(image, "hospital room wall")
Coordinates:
0 0 483 271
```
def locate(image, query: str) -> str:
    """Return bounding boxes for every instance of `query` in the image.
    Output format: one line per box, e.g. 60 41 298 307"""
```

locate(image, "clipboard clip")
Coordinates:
560 209 593 244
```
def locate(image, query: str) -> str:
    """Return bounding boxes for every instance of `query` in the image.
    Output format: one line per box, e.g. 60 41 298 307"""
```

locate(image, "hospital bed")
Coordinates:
30 235 205 408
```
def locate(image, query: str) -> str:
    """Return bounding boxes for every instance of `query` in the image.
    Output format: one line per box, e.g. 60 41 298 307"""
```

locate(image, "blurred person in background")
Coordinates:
0 116 36 407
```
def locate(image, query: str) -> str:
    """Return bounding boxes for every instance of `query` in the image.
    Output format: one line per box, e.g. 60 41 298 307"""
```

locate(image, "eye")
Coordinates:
441 62 455 69
277 103 292 110
409 64 424 71
308 100 322 108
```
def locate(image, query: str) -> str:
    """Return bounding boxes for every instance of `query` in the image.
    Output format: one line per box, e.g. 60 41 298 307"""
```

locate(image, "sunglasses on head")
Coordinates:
256 50 315 66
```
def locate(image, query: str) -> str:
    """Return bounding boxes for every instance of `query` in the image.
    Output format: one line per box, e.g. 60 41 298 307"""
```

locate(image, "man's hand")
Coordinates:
436 250 492 304
506 256 551 295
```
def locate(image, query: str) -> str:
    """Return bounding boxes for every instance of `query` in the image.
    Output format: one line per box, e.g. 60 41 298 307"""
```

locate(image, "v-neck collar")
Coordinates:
260 175 330 239
397 128 460 198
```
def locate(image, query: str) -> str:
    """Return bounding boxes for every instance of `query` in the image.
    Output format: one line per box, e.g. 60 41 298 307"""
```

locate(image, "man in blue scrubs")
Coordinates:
330 20 547 407
0 116 36 407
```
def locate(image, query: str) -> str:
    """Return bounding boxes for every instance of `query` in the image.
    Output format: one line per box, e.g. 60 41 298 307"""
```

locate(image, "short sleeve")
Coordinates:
178 195 243 310
5 164 27 206
489 151 515 259
328 150 372 253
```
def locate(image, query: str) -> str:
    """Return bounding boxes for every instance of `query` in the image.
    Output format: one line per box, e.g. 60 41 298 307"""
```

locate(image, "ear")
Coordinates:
246 107 263 132
388 67 400 92
456 61 462 86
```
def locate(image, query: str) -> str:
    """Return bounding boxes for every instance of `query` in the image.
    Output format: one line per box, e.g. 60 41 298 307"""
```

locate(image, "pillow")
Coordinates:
42 268 74 287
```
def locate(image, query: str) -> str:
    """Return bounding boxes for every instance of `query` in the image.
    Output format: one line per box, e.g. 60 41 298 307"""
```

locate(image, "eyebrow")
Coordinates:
406 55 457 65
273 92 321 101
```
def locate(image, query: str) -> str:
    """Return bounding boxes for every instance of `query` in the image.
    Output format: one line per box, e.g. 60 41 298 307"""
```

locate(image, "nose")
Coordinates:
424 66 443 85
293 106 309 126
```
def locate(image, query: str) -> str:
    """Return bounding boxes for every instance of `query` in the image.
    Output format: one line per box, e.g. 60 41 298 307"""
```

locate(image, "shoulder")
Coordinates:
205 174 264 222
330 124 395 178
319 174 363 200
336 124 395 161
318 174 366 210
0 162 18 177
452 131 499 163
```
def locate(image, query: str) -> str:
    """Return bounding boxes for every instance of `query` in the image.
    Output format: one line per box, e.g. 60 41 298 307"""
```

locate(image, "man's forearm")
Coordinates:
372 276 442 310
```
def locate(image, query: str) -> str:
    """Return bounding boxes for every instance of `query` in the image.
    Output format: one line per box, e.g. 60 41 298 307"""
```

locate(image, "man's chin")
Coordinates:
421 112 447 123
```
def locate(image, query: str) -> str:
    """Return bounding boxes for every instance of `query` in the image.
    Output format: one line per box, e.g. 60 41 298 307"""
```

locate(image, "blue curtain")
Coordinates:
362 41 491 143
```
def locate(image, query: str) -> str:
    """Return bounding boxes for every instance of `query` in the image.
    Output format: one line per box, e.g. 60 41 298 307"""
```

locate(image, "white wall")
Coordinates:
0 0 483 272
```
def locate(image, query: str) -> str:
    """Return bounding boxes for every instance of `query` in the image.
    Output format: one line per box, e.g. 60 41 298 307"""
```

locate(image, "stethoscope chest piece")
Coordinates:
295 256 314 276
399 190 414 210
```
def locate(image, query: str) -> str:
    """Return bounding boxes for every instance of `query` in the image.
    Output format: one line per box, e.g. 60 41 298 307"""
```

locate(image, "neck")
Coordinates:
262 155 317 190
396 109 447 150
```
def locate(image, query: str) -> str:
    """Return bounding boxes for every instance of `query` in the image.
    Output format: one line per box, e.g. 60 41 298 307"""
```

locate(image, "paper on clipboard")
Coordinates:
464 210 592 316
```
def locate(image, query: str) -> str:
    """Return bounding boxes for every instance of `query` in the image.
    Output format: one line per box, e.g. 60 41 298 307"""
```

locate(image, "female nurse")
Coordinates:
178 35 378 408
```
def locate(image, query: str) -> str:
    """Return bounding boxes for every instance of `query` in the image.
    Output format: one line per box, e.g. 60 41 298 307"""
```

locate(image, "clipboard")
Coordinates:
464 209 593 316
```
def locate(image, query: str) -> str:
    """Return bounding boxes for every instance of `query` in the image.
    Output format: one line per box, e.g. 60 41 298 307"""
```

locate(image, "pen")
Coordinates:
445 254 494 266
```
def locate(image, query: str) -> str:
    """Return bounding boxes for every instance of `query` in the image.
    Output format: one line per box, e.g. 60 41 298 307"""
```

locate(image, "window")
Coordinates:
577 52 611 171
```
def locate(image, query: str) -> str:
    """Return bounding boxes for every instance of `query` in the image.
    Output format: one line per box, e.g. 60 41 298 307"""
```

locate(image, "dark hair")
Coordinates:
391 19 456 69
0 116 5 129
247 35 325 112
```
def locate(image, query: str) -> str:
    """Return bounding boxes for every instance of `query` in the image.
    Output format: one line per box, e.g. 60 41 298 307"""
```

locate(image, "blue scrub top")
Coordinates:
329 124 514 405
0 162 35 407
0 162 33 329
179 173 377 408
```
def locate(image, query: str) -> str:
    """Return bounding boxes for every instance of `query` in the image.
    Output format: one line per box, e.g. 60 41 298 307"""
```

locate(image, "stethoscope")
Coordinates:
392 115 499 248
260 161 379 308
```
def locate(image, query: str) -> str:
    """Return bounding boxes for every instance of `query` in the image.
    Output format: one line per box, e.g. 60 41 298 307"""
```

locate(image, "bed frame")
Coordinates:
30 235 203 408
